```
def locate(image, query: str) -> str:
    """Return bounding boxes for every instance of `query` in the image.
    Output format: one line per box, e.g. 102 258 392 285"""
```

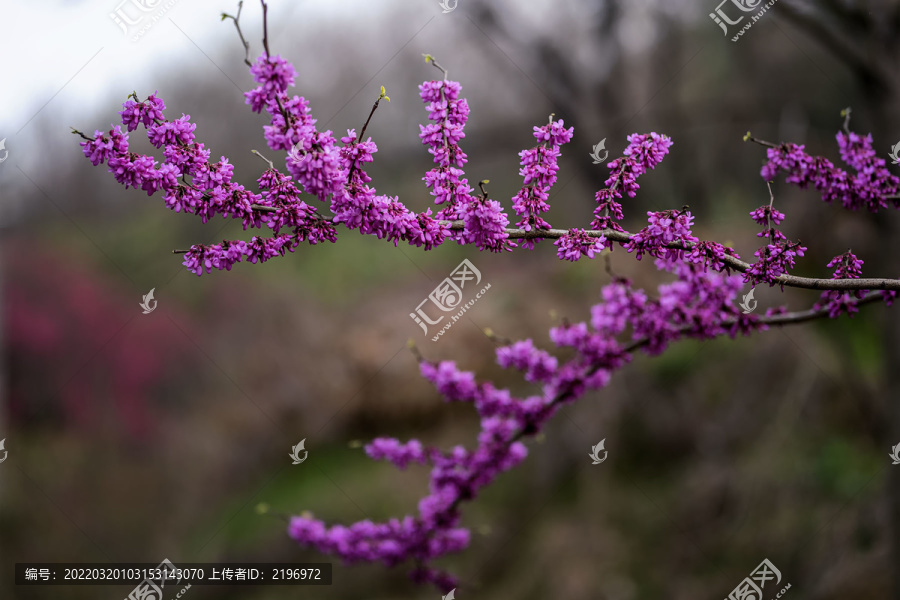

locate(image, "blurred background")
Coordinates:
2 0 900 598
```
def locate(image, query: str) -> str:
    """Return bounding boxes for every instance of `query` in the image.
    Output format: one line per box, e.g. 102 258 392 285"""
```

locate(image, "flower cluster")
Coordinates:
745 203 807 288
623 209 698 261
554 228 606 262
760 131 900 212
245 55 345 201
686 240 741 273
814 251 866 318
333 129 449 249
511 118 574 248
79 88 340 276
419 79 474 228
460 193 513 252
591 132 672 230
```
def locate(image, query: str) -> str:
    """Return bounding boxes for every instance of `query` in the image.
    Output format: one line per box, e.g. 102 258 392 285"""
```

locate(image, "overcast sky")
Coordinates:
0 1 401 140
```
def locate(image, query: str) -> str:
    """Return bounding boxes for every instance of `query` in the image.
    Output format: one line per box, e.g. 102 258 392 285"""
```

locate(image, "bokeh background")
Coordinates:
2 0 900 598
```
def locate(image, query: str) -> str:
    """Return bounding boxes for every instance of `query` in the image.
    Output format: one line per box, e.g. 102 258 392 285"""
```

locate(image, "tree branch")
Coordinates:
441 220 900 291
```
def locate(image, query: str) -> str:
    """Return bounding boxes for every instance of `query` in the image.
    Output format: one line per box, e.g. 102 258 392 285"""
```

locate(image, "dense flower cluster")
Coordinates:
554 228 606 262
814 251 866 318
79 90 339 276
760 131 900 212
511 119 574 248
623 209 698 261
419 79 475 237
744 203 807 288
332 128 449 249
591 132 672 231
460 193 513 252
244 55 345 201
687 240 740 273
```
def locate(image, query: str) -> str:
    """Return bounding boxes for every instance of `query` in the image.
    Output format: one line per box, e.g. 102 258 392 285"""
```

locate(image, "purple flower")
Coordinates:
245 54 297 112
745 240 807 288
624 210 698 261
686 240 740 272
118 91 166 131
420 361 478 402
814 250 866 317
461 196 513 253
761 131 900 211
107 152 156 190
286 130 344 202
147 114 197 148
554 228 607 261
496 339 559 383
419 79 476 240
79 125 129 166
365 438 428 469
512 118 573 247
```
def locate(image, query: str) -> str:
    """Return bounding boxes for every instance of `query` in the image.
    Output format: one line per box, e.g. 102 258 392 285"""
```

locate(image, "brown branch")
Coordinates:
260 0 270 58
438 220 900 291
221 1 252 67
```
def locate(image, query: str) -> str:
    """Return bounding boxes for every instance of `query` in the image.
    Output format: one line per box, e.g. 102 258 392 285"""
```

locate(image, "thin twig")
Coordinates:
422 53 448 79
260 0 270 57
251 149 274 170
478 180 490 199
436 220 900 291
221 1 252 66
70 128 94 142
744 133 780 149
841 107 852 134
